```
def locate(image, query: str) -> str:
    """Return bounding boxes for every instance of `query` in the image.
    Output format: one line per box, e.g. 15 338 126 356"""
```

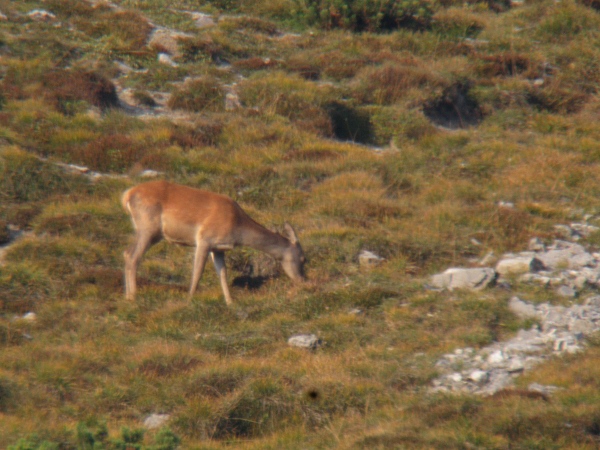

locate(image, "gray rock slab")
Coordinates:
144 414 170 429
358 250 384 269
528 237 545 252
288 334 322 349
509 296 538 319
496 256 545 276
430 267 496 291
148 28 193 57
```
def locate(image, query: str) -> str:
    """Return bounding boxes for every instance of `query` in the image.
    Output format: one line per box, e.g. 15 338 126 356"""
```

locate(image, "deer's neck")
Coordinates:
238 218 290 260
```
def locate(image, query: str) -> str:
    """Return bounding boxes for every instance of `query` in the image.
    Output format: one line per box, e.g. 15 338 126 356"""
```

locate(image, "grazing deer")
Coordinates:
122 180 306 305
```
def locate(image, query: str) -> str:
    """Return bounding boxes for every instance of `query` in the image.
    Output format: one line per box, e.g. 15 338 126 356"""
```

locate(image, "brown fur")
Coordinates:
122 181 305 305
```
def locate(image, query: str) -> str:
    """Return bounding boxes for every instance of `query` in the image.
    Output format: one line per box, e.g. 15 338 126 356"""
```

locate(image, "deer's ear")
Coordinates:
283 222 299 245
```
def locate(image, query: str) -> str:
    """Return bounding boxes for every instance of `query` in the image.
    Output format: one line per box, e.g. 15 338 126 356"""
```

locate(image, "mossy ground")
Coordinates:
2 0 600 447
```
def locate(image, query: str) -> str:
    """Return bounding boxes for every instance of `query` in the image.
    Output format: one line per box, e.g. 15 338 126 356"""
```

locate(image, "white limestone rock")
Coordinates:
430 267 496 291
288 334 322 349
496 256 545 276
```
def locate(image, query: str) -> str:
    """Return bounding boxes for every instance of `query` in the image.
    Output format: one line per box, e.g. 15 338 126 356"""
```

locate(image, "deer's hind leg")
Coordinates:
124 232 156 300
124 203 163 300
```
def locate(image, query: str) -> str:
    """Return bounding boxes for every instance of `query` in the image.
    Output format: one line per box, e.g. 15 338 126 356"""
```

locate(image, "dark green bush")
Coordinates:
291 0 437 31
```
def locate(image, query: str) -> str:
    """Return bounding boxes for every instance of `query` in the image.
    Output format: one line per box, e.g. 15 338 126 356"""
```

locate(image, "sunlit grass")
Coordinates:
4 0 600 447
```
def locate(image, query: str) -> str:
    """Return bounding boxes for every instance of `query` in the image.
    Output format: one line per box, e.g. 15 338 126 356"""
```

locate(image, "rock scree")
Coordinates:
430 223 600 396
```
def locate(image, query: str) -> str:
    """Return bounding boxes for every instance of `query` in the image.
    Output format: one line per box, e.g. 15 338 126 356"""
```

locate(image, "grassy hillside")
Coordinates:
2 0 600 448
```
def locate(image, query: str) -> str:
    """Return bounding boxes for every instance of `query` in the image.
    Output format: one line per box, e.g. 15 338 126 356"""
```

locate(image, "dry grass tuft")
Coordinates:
478 52 536 77
352 62 442 105
6 1 600 448
168 77 226 112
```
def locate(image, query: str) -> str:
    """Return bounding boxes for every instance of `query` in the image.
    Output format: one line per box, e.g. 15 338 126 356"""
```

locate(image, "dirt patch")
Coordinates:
43 69 119 113
326 102 374 144
423 81 483 129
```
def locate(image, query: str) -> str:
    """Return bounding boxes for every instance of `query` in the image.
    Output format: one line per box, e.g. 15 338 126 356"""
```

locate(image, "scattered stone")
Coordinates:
187 11 216 29
528 383 563 396
139 170 161 178
113 61 148 76
235 309 249 320
468 370 489 383
430 267 496 291
433 291 600 394
0 11 7 21
148 28 193 57
158 53 178 67
536 240 592 270
571 222 600 237
225 92 242 111
28 9 56 21
554 224 577 240
288 334 322 349
557 285 576 298
498 201 514 208
509 296 538 319
143 414 171 429
496 256 545 276
528 237 545 252
507 358 524 373
478 251 495 266
585 296 600 307
21 312 37 322
348 308 363 315
358 250 384 269
487 350 505 365
447 373 462 383
64 163 90 174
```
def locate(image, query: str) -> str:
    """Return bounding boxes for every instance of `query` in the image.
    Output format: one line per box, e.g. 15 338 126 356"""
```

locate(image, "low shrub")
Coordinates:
63 134 168 173
526 80 588 114
0 147 88 202
43 0 105 18
291 0 437 31
0 262 52 313
536 2 600 42
168 77 226 112
352 63 441 105
42 69 118 114
477 52 535 78
74 9 153 52
238 72 335 135
432 7 485 39
168 119 224 149
219 16 279 35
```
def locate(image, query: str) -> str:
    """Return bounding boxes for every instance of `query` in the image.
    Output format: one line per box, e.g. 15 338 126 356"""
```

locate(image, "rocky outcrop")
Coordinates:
431 226 600 396
432 294 600 395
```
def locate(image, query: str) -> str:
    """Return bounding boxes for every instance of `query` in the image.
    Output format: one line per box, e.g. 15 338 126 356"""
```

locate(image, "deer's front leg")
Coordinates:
211 251 232 305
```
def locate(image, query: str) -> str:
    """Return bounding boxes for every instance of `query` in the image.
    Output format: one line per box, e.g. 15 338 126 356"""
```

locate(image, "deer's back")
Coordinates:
124 181 244 246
